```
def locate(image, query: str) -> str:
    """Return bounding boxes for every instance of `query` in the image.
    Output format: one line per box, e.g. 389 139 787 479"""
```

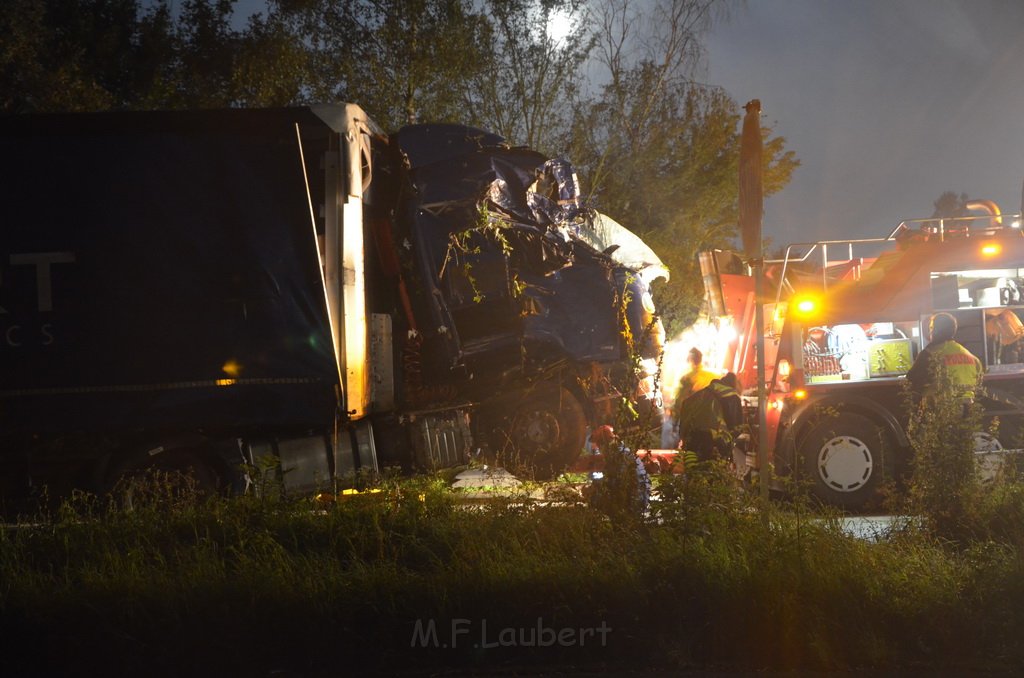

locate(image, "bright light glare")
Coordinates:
981 243 1001 257
639 358 659 376
793 389 808 400
660 317 736 405
221 359 243 377
795 298 816 314
546 8 574 43
1012 220 1021 229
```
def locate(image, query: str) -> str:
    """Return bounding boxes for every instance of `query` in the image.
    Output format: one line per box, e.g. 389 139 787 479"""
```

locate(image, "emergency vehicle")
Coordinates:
698 200 1024 509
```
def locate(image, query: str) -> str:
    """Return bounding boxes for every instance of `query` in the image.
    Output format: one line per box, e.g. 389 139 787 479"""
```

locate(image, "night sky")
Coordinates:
705 0 1024 247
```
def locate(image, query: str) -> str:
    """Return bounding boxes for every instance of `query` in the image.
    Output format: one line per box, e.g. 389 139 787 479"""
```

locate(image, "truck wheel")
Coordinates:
506 385 586 480
798 412 894 510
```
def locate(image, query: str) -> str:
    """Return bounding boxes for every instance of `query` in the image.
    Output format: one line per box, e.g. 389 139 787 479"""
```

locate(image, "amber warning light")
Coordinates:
792 296 818 317
981 242 1001 257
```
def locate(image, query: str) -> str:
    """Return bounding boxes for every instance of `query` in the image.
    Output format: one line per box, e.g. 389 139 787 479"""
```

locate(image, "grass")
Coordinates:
4 465 1024 677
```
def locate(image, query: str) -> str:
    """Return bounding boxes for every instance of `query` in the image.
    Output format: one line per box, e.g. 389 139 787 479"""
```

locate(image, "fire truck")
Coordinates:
697 200 1024 509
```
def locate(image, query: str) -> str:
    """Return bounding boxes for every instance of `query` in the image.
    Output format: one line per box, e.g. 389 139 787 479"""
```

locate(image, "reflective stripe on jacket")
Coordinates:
920 340 984 400
932 340 983 399
677 379 742 440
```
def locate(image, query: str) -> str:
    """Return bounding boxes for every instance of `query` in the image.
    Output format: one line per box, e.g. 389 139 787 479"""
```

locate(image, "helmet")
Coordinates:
930 312 958 342
591 425 616 447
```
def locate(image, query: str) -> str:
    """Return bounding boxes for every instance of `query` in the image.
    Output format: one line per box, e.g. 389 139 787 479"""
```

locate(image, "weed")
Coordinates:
4 464 1024 675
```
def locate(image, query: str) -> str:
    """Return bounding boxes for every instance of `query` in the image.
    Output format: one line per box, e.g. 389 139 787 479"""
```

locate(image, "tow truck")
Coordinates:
697 200 1024 508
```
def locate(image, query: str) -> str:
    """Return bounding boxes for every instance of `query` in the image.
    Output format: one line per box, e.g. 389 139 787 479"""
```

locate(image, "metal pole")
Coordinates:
738 99 768 500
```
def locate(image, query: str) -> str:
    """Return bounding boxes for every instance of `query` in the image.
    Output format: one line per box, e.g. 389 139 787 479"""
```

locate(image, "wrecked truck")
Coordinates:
0 104 666 505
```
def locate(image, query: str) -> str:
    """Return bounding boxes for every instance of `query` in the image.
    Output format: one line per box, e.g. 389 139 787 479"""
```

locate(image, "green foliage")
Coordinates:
606 266 668 453
898 361 1024 552
271 0 495 128
0 0 176 112
931 190 972 219
585 438 644 522
463 0 594 152
653 457 749 529
562 2 799 334
900 367 986 541
9 470 1024 674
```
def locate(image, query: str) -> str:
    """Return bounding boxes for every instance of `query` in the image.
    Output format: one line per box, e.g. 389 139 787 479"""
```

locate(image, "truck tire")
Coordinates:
797 412 894 510
505 385 587 480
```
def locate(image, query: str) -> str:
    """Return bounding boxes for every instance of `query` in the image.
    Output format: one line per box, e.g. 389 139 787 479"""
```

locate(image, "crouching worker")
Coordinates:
585 425 651 516
677 372 743 464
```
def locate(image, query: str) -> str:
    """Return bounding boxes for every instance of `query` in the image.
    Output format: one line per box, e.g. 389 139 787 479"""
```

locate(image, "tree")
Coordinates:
230 7 312 107
462 0 594 153
0 0 176 113
565 0 798 335
165 0 243 108
0 0 326 113
265 0 590 145
932 190 971 218
262 0 494 130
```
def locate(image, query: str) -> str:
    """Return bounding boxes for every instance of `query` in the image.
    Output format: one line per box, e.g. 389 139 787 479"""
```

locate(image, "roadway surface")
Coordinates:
451 467 905 541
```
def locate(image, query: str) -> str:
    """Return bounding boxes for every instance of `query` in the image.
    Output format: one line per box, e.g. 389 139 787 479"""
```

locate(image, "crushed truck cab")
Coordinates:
0 105 666 506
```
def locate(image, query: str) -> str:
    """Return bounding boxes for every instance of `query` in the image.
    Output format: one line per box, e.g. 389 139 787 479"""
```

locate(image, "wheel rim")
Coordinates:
513 409 562 449
974 432 1006 483
816 435 873 492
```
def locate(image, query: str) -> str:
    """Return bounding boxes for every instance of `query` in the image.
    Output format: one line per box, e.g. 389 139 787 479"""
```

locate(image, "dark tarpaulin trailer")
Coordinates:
0 107 344 439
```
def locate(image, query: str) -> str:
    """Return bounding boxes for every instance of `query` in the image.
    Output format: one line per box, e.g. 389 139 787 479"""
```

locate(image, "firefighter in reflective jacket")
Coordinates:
677 372 744 463
674 347 717 410
907 312 984 403
670 347 718 447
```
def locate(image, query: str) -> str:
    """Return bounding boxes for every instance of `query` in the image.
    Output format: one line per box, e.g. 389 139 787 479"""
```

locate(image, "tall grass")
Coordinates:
4 463 1024 676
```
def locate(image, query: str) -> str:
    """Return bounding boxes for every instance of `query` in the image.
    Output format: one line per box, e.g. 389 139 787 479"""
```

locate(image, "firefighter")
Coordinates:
677 372 744 463
906 312 984 406
671 347 718 445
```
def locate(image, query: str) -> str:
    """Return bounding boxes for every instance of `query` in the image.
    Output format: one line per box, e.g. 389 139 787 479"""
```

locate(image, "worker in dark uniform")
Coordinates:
677 372 744 463
674 347 717 410
906 312 984 407
670 347 718 447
